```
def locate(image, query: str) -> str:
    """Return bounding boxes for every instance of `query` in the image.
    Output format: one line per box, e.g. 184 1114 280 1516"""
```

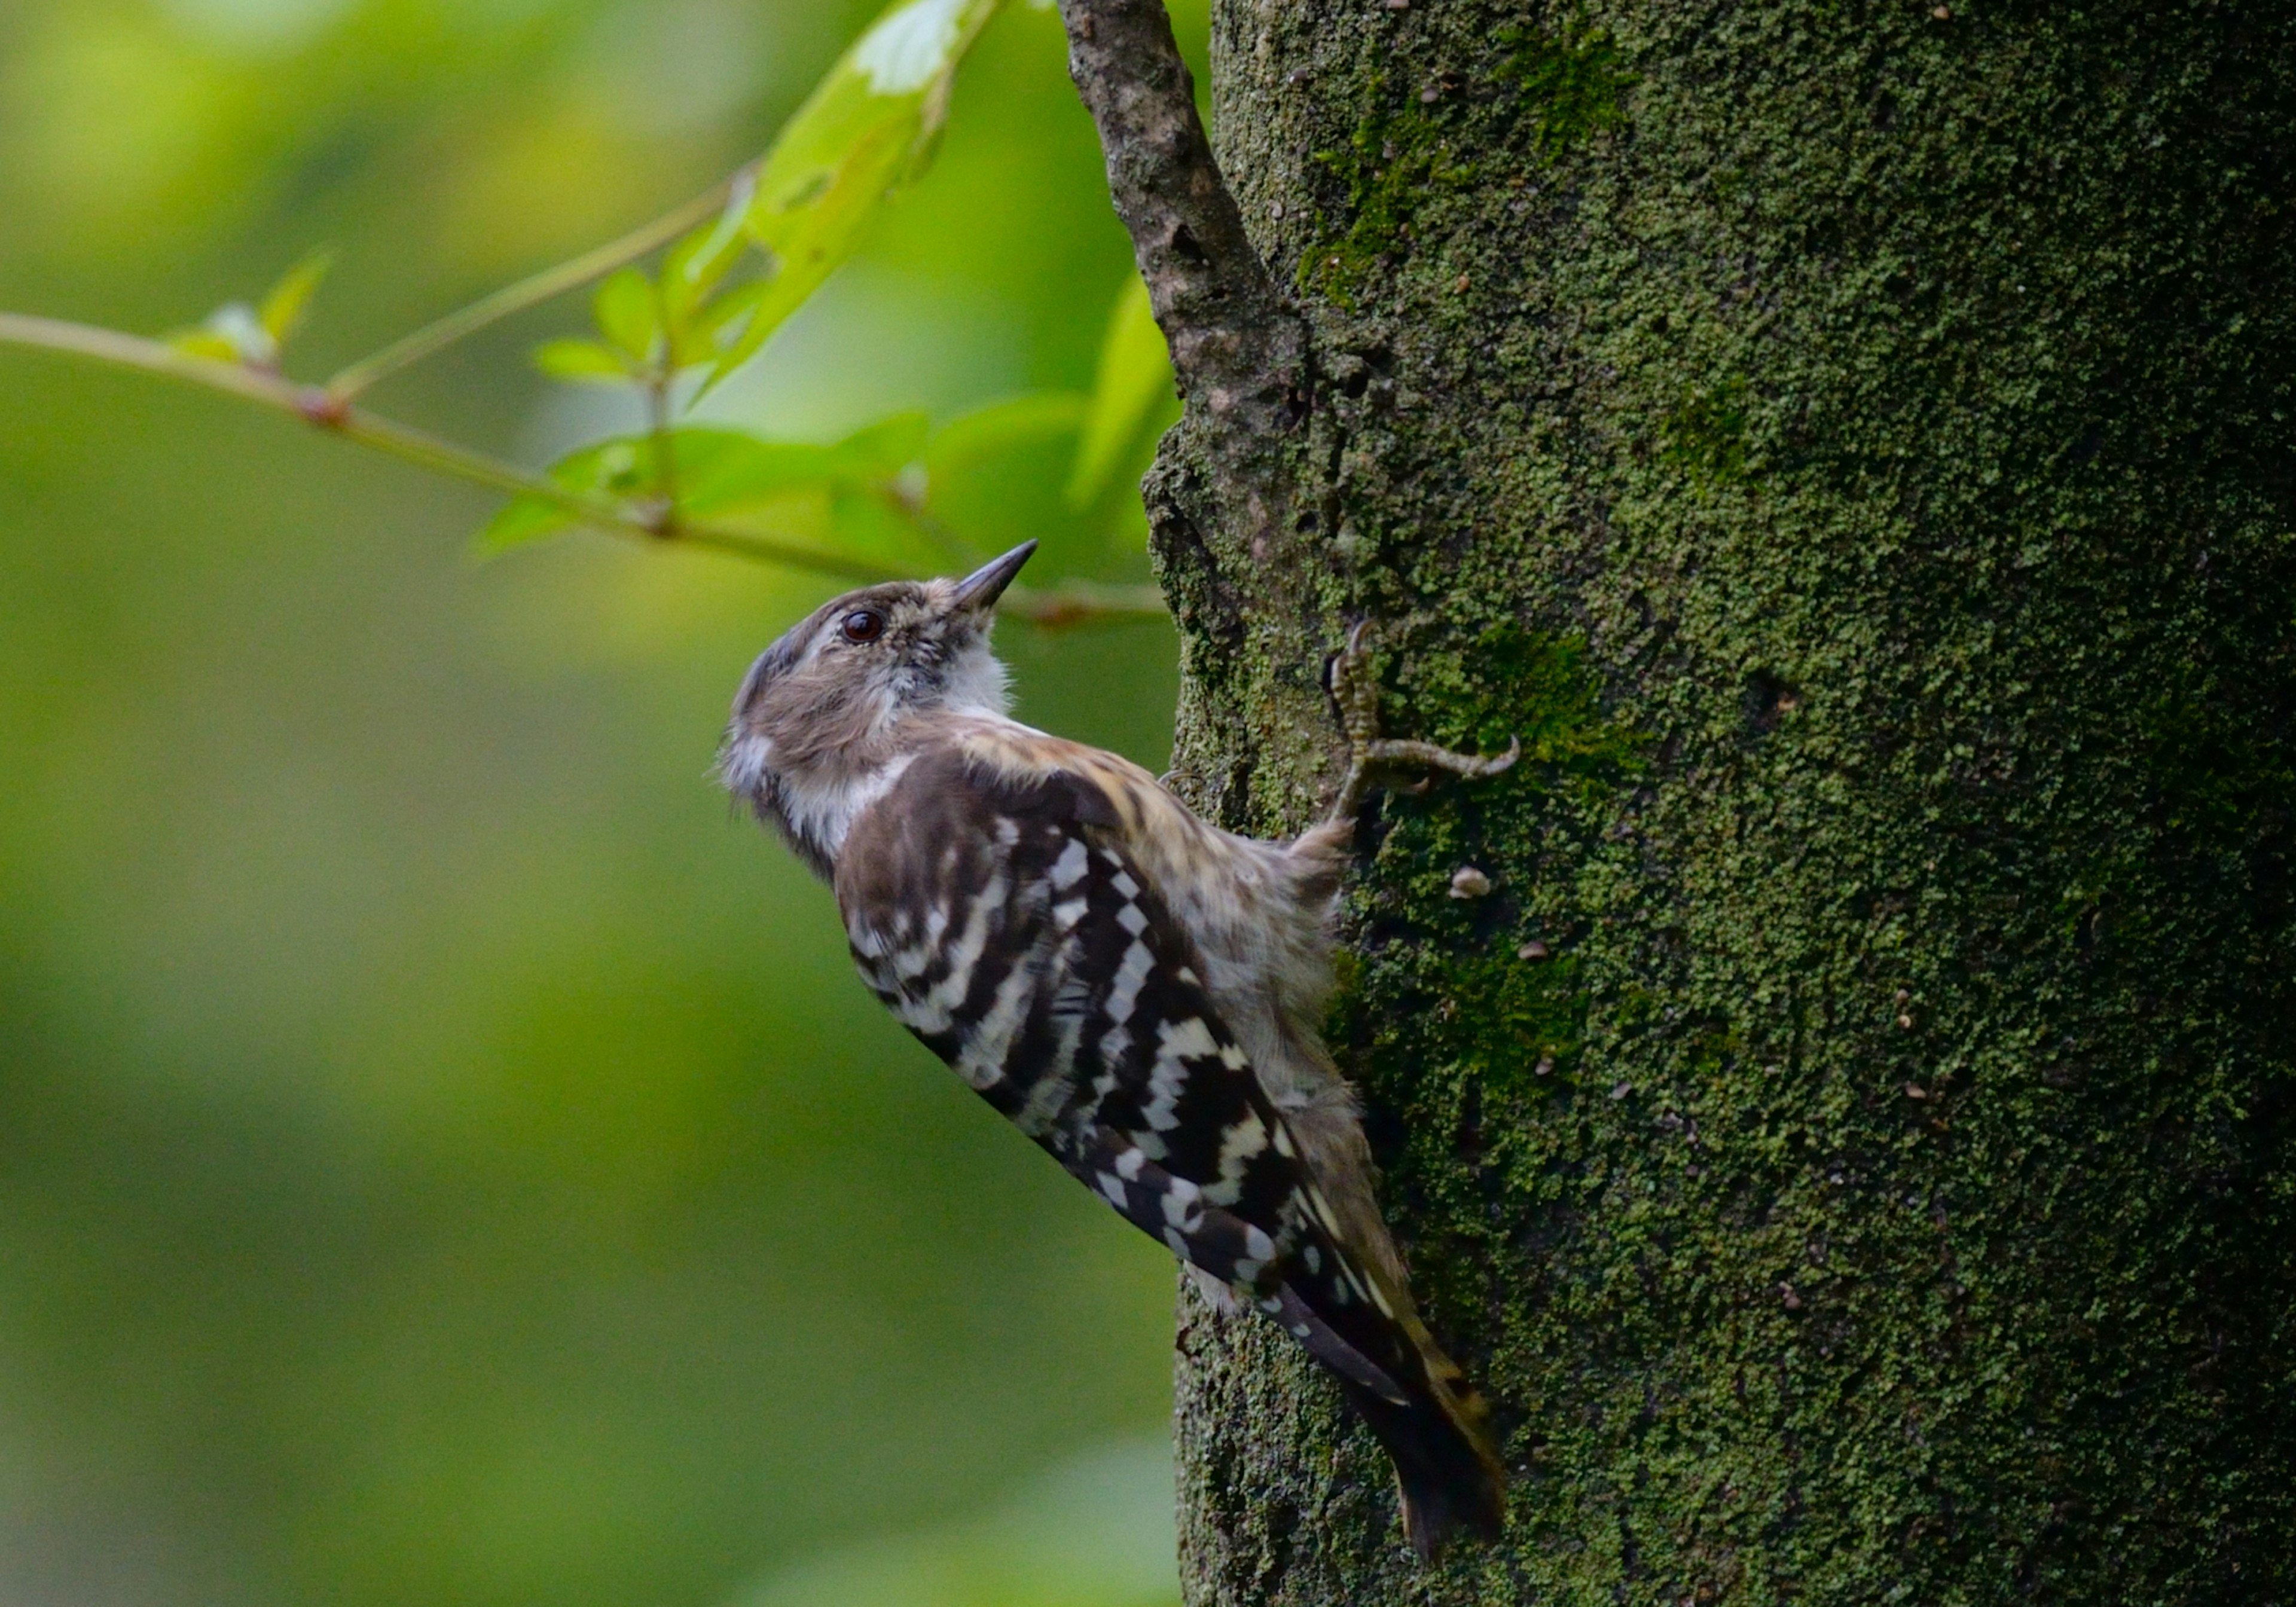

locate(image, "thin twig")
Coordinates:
0 312 312 411
644 284 680 535
0 311 903 585
322 172 748 402
1003 580 1170 628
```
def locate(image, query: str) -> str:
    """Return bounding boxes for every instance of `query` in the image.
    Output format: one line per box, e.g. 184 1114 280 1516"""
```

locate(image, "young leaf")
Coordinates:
258 251 333 347
659 176 764 367
166 327 250 365
680 435 838 510
660 176 756 324
533 338 639 385
167 303 275 368
709 0 1004 387
827 484 934 567
592 268 661 365
1066 277 1176 511
669 278 773 369
477 436 648 553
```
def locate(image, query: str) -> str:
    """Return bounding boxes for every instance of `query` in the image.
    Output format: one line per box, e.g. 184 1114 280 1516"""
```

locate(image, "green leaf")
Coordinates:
709 0 1005 387
922 392 1091 564
669 277 773 369
660 177 756 323
166 326 250 365
826 484 929 566
1065 277 1175 511
659 179 767 368
476 428 860 555
257 250 333 346
926 391 1085 484
681 436 839 511
532 338 639 385
592 268 661 365
470 415 973 569
168 303 274 368
825 410 932 481
477 436 647 554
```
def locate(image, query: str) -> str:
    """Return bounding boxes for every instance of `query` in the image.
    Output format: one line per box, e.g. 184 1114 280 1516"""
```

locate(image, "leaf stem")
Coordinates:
322 170 751 402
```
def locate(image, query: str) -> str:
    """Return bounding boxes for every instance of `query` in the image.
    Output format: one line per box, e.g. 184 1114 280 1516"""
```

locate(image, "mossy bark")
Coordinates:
1147 3 2296 1602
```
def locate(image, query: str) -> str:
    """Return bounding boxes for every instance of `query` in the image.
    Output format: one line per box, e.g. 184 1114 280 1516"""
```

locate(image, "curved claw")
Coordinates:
1326 619 1522 821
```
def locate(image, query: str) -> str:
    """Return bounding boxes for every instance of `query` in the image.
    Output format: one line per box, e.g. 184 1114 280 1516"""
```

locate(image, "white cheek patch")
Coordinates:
941 640 1013 717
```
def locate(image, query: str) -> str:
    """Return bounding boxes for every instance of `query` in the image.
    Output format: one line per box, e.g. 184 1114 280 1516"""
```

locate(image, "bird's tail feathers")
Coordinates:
1344 1358 1507 1559
1278 1261 1506 1558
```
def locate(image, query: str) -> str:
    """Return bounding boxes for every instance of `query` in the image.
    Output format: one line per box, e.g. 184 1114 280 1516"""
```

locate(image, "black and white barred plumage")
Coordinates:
720 542 1507 1555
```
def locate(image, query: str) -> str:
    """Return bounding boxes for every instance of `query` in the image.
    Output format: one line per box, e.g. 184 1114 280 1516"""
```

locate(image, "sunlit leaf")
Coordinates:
592 268 661 365
478 435 655 553
709 0 1005 386
533 338 639 385
165 326 249 365
659 176 769 369
258 250 332 346
683 436 840 509
167 302 274 367
669 277 774 369
660 173 758 326
828 484 936 567
1066 277 1175 511
478 487 595 555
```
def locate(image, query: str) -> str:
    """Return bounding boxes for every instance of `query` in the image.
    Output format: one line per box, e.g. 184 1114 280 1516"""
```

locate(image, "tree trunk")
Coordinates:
1064 1 2296 1600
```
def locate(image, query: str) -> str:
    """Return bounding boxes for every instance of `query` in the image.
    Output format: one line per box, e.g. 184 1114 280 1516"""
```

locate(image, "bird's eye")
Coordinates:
839 609 886 644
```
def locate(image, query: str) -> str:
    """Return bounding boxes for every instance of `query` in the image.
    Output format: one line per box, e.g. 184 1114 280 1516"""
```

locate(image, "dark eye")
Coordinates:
838 609 886 644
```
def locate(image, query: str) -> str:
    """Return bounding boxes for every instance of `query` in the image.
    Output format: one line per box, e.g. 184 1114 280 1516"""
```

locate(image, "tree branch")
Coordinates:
1003 579 1170 628
0 312 1174 628
1052 0 1306 438
0 311 902 585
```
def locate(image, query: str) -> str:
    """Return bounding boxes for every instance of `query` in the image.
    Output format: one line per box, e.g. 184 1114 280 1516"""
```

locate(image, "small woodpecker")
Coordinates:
719 540 1515 1556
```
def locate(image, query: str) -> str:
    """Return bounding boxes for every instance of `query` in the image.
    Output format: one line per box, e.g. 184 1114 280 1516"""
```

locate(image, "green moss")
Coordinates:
1326 623 1642 1108
1396 621 1643 772
1302 99 1476 310
1299 16 1629 310
1659 377 1752 487
1495 15 1634 157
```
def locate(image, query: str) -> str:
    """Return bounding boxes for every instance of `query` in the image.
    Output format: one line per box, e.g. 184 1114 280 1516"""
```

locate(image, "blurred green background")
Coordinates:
0 2 1200 1604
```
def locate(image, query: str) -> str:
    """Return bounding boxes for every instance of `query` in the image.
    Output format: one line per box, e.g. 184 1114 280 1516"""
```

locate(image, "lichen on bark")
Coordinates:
1109 1 2296 1603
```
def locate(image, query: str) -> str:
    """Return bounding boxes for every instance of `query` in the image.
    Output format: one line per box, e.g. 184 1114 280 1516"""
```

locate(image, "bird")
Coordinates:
718 539 1515 1556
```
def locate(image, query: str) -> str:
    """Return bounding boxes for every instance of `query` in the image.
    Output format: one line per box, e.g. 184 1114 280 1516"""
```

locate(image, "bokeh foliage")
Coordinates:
0 1 1202 1605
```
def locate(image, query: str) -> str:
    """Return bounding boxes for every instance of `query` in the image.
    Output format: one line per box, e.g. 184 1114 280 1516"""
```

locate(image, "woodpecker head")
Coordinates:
718 541 1034 869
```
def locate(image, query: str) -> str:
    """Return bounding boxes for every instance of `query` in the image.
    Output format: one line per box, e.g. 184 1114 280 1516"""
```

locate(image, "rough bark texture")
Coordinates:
1080 2 2296 1602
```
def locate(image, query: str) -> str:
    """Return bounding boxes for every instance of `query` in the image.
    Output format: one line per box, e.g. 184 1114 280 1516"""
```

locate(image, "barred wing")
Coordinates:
834 746 1412 1404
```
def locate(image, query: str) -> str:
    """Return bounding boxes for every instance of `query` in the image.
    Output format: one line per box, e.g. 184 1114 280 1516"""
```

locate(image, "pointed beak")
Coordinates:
949 540 1037 615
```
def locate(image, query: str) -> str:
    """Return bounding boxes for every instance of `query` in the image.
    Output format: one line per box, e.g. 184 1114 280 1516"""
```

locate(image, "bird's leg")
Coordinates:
1326 621 1522 823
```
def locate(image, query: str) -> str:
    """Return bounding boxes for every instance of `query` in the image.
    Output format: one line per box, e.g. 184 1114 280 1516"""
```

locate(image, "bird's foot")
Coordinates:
1326 621 1521 823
